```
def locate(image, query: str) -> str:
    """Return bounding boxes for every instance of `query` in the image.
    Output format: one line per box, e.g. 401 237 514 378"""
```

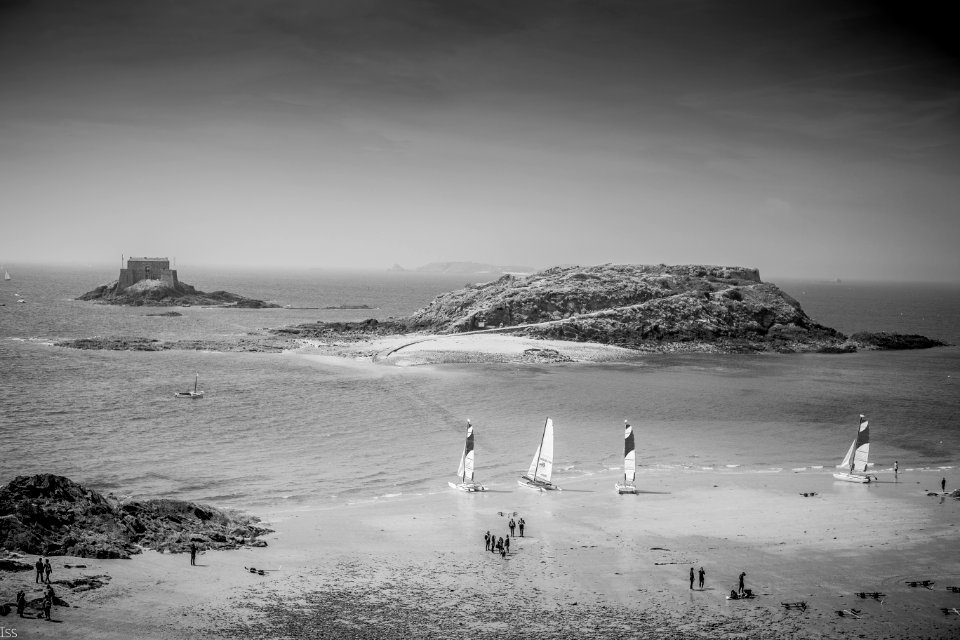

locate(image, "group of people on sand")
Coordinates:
484 517 526 558
689 566 706 590
688 566 752 598
13 584 56 621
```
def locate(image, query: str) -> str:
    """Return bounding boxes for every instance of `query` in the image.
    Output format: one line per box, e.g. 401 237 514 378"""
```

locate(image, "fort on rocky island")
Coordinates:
77 257 279 308
117 257 180 291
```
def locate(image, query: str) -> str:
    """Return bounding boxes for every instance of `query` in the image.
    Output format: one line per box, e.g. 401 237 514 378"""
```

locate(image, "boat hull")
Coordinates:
616 482 638 494
833 472 871 483
174 392 204 399
448 481 485 492
518 478 558 491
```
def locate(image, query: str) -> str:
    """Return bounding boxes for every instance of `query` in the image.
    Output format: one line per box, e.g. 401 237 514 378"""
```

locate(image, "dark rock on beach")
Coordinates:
848 331 947 350
78 279 279 308
0 474 271 559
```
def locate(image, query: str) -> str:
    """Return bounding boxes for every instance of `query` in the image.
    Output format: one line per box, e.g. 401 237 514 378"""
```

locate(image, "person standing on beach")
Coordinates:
509 518 516 536
190 543 197 566
485 531 491 551
498 536 504 553
894 460 898 478
689 567 694 589
942 477 947 493
44 558 52 583
35 557 43 583
699 567 705 589
505 535 510 554
738 572 746 596
518 518 525 537
16 590 26 617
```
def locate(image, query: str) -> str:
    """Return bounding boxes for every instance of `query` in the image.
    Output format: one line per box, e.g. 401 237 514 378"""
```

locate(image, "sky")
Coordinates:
0 0 958 281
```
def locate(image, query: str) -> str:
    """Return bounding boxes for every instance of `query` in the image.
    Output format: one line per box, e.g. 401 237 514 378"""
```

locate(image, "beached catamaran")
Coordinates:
518 417 558 491
174 373 204 399
449 420 486 492
615 420 638 494
833 414 872 483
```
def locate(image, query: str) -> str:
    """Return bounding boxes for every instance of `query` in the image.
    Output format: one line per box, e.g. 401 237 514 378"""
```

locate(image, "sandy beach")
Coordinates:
5 463 958 639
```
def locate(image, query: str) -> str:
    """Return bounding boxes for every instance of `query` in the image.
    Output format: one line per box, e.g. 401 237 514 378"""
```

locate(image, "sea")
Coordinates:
1 265 958 513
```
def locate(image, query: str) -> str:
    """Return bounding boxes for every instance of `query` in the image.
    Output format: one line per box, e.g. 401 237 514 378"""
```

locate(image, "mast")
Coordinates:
194 373 199 394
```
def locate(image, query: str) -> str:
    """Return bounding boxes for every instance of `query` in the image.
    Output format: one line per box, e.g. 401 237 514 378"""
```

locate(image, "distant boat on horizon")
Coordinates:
2 265 10 281
174 373 204 399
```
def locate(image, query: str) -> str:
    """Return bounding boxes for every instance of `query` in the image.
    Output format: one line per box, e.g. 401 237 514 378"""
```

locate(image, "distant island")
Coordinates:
60 263 947 358
281 264 947 355
78 257 279 308
389 261 534 276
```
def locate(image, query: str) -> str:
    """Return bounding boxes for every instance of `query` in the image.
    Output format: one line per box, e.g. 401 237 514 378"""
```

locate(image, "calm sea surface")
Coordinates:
1 265 958 511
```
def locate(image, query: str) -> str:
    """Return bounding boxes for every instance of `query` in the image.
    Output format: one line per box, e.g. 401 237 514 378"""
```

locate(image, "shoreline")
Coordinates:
5 467 959 639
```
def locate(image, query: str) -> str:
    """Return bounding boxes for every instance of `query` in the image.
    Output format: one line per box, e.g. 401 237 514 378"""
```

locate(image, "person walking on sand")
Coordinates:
505 535 510 554
498 536 504 553
509 518 516 536
42 593 52 621
738 572 746 596
190 542 197 566
518 517 525 537
485 531 491 551
699 567 705 589
35 557 43 583
44 558 52 583
689 567 694 589
16 590 26 617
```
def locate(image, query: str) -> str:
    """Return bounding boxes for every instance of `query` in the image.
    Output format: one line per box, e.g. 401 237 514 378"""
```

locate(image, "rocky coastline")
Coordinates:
59 264 948 357
78 278 279 308
0 474 271 559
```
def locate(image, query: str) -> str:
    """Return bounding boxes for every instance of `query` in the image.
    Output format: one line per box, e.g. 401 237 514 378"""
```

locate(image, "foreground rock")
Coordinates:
0 474 271 559
78 278 279 308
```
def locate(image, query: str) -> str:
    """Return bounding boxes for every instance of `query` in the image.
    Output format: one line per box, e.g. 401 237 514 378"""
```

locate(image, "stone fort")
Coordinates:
117 257 180 291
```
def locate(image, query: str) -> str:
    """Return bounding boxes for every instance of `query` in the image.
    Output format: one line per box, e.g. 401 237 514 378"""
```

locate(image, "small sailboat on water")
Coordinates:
518 417 559 491
448 420 486 492
833 414 873 483
615 420 639 494
175 373 204 399
2 266 10 281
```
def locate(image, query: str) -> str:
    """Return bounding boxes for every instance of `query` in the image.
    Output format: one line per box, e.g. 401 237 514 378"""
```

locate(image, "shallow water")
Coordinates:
1 265 958 511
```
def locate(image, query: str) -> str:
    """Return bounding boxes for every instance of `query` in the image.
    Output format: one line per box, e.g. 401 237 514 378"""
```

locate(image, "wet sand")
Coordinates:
6 467 959 639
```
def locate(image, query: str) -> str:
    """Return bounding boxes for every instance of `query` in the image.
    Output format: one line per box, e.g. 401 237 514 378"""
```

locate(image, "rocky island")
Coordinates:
78 256 279 308
59 263 946 359
280 264 947 355
0 474 271 559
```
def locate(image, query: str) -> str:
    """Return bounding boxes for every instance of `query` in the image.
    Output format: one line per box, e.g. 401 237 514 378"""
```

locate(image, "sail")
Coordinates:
3 270 9 281
526 418 554 483
837 440 855 469
457 421 475 481
623 421 636 482
851 415 870 472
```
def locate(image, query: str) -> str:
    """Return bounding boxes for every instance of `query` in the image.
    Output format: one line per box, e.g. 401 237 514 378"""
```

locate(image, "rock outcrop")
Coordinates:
0 474 271 559
401 264 944 354
78 279 279 308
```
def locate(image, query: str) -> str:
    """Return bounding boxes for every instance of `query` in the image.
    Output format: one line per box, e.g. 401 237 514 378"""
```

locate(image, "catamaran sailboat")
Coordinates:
615 420 638 494
833 414 873 483
175 373 204 399
518 417 558 491
449 420 486 492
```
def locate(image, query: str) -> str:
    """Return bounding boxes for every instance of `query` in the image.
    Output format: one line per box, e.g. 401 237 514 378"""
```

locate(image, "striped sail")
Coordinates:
457 421 475 481
837 414 870 472
623 421 636 482
851 415 870 472
525 418 554 483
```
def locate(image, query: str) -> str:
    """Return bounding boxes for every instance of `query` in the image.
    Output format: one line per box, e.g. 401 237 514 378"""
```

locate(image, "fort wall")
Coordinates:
117 257 179 291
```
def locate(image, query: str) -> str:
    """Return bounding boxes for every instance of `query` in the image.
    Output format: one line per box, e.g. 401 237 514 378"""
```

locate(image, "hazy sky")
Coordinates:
1 0 958 281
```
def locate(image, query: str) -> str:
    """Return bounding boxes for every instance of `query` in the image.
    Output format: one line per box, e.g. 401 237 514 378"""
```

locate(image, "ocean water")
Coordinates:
1 265 958 512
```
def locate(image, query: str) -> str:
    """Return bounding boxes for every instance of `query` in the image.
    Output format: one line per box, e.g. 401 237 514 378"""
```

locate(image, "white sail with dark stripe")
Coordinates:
450 420 485 492
833 414 873 483
616 420 639 494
